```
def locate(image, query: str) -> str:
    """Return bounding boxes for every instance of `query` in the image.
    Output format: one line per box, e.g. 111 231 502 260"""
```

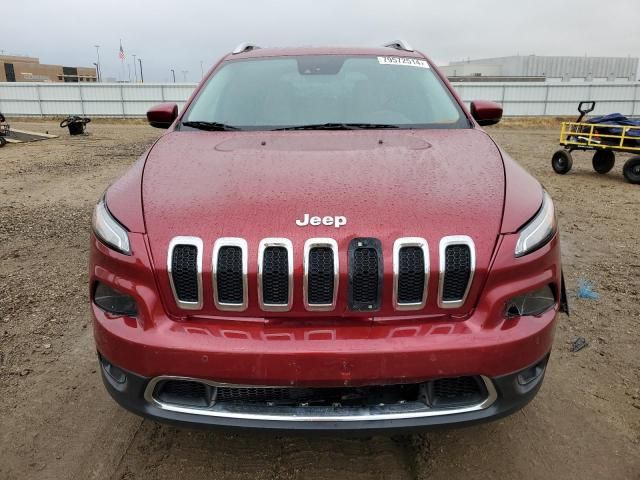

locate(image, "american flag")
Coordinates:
119 42 125 61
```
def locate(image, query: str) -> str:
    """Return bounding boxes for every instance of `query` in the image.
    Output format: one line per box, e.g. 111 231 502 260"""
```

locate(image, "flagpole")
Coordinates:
119 39 125 82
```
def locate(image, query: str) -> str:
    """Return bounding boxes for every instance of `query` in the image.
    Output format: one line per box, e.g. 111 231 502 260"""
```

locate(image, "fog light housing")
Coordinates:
505 284 555 318
517 362 545 386
514 355 549 394
99 354 127 384
93 282 137 316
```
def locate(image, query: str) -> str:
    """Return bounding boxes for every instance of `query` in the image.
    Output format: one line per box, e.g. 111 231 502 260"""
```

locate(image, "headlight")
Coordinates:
94 282 138 316
92 197 131 255
505 284 555 318
515 191 556 257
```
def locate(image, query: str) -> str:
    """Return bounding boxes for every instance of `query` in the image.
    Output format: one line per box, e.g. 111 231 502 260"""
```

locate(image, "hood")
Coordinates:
142 128 505 318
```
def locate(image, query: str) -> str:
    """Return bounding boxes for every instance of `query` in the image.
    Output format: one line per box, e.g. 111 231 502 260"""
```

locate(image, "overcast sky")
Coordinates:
4 0 640 82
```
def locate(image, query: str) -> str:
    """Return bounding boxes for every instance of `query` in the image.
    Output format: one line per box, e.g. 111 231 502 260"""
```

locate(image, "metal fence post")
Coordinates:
78 85 86 116
35 83 44 117
543 84 550 116
120 85 126 118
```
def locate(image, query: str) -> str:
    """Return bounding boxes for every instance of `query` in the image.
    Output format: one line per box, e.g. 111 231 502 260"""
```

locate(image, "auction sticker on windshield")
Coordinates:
377 56 430 68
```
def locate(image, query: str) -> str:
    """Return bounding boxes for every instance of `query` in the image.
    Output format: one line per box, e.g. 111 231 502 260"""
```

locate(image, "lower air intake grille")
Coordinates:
397 246 425 304
215 384 421 407
442 244 471 302
155 380 211 408
429 376 486 407
171 245 199 303
307 247 335 305
149 375 493 413
349 238 382 311
216 246 243 304
262 246 289 305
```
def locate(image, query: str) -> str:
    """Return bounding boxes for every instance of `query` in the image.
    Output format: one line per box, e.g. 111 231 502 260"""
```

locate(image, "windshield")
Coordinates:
183 55 468 130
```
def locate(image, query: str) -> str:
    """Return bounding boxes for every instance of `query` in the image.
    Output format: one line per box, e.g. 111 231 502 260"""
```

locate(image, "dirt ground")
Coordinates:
0 120 638 480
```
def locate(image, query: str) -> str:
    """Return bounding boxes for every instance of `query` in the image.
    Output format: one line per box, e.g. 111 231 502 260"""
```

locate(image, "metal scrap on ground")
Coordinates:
4 128 58 143
570 337 589 353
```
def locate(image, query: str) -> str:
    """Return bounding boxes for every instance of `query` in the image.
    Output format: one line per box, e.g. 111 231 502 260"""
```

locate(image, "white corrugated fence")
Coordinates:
0 82 639 117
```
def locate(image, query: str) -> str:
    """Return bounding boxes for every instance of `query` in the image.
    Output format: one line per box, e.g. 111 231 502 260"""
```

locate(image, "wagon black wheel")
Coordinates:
623 156 640 184
60 116 79 128
552 149 573 174
592 150 615 174
0 136 6 148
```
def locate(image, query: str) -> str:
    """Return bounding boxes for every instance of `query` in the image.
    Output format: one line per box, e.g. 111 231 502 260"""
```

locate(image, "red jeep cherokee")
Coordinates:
91 41 567 431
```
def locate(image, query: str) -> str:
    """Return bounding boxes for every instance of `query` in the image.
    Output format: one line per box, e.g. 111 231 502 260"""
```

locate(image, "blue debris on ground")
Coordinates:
577 279 599 300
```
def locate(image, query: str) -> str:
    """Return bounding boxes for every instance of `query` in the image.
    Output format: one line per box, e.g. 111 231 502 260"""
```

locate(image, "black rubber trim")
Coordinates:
560 270 570 315
98 353 550 434
347 238 383 312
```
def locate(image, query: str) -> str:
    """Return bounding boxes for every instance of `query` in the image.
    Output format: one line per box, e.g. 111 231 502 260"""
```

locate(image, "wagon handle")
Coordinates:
577 101 596 122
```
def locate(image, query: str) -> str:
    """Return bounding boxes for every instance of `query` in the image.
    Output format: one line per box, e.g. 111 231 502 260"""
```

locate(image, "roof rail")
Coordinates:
382 40 414 52
232 42 261 55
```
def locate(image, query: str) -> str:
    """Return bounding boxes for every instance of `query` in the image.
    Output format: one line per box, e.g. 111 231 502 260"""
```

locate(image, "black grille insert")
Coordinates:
216 246 244 305
428 376 486 407
442 244 472 302
171 245 199 303
262 246 289 305
155 380 212 408
307 247 335 305
216 384 421 407
397 246 425 304
348 238 382 311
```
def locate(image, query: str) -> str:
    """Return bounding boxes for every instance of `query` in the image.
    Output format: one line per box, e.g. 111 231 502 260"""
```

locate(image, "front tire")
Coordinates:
592 150 615 174
623 157 640 184
552 150 573 174
0 136 6 148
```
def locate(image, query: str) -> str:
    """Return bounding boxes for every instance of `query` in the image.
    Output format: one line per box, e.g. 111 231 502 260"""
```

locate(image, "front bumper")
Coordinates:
99 353 549 432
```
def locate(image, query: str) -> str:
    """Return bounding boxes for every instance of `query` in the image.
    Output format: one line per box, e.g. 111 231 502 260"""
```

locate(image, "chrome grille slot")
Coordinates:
438 236 475 309
263 248 288 303
167 237 203 310
258 238 293 312
213 238 248 311
393 237 429 311
304 238 338 311
348 238 382 312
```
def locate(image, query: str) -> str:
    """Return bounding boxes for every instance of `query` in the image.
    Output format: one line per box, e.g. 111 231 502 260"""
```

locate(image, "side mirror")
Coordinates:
470 100 503 126
147 103 178 129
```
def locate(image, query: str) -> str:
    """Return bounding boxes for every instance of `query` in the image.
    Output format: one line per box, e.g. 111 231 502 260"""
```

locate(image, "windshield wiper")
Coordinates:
181 121 243 131
273 122 400 131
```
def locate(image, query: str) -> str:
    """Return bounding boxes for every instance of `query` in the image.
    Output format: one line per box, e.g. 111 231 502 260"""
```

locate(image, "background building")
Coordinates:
440 55 639 82
0 55 97 83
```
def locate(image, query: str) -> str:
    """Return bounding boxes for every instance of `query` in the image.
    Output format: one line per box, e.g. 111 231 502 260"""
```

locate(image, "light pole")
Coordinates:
132 54 137 82
138 58 144 83
200 60 204 79
170 69 176 83
93 62 101 82
94 45 101 82
182 70 188 82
